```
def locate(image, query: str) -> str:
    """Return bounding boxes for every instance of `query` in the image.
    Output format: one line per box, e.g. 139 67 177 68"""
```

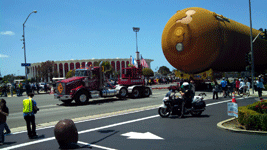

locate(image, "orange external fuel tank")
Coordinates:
162 7 267 74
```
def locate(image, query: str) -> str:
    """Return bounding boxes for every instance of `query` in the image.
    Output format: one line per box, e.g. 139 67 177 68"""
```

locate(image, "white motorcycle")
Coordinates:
158 91 206 118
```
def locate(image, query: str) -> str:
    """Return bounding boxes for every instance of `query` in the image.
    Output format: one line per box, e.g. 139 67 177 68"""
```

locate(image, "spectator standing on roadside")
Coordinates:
44 83 48 93
31 83 35 94
190 79 195 97
246 79 251 98
23 93 38 139
256 76 264 100
211 80 219 99
239 79 246 97
19 83 23 96
0 84 7 97
0 99 10 135
0 99 9 145
36 83 39 94
220 77 228 98
235 79 240 95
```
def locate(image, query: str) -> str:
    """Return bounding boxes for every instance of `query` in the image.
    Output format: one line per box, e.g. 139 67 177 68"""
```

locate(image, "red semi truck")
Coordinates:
54 62 152 104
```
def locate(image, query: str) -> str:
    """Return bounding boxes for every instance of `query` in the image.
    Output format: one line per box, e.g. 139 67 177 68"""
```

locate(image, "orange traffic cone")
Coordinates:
232 92 236 103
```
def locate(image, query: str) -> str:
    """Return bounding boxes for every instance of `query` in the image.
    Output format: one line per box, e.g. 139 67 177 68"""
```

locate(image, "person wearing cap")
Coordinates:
220 77 228 98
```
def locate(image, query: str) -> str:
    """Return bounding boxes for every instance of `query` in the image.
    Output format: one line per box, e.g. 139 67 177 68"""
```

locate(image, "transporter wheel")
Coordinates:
143 87 151 97
118 87 127 98
75 91 89 104
132 88 140 98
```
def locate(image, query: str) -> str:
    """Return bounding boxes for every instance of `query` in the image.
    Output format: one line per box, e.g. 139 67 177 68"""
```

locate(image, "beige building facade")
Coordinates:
28 58 153 82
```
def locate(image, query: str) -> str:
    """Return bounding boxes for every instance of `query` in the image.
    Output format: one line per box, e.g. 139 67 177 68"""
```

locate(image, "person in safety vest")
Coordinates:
23 93 39 139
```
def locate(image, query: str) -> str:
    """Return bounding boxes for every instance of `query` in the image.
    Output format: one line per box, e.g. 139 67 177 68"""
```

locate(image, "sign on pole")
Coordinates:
227 102 238 118
21 63 31 67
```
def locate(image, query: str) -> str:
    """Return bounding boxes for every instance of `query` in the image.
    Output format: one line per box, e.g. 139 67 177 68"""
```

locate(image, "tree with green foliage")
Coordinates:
66 70 76 79
3 74 15 83
101 61 114 78
142 68 154 78
37 60 57 82
158 66 171 76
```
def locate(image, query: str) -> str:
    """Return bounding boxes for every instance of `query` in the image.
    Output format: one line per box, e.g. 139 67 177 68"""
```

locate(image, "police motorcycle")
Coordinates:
158 83 206 118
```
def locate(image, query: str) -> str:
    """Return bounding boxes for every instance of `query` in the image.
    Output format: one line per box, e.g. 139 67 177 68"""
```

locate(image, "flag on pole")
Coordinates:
141 56 149 68
134 58 138 68
130 56 133 65
132 57 135 66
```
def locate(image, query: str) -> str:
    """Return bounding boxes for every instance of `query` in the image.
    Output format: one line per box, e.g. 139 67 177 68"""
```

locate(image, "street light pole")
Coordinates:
248 0 255 94
133 27 140 67
133 27 140 53
23 10 37 84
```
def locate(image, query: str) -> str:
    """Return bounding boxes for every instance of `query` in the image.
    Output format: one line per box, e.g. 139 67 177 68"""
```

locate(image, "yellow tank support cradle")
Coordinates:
23 98 33 113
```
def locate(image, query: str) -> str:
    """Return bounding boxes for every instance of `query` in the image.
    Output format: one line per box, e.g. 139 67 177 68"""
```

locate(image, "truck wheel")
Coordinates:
132 88 140 98
75 91 89 104
62 100 73 104
118 87 127 98
143 87 150 97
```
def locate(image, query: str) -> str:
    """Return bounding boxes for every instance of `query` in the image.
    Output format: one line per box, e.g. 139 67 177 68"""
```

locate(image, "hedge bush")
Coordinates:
238 100 267 131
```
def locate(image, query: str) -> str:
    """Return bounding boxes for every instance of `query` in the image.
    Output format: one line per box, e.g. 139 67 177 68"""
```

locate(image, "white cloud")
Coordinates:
0 31 15 36
0 54 9 58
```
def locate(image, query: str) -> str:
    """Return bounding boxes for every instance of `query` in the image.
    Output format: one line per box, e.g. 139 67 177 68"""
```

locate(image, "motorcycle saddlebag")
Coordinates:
192 101 206 109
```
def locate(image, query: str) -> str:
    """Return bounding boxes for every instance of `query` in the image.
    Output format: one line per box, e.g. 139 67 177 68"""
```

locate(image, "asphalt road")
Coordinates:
4 83 217 130
1 96 266 150
5 89 167 129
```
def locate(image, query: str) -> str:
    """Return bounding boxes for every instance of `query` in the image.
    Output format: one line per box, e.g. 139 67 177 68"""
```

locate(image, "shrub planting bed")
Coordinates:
238 100 267 131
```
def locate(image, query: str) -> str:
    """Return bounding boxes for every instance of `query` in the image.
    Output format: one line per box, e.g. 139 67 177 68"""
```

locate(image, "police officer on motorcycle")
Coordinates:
179 82 193 118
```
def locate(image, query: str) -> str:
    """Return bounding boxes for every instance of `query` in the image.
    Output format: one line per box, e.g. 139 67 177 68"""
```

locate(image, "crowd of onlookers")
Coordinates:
211 75 266 100
0 82 51 97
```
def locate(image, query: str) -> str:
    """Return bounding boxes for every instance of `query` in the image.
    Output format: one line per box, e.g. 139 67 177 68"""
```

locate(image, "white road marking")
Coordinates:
121 132 164 140
1 98 242 150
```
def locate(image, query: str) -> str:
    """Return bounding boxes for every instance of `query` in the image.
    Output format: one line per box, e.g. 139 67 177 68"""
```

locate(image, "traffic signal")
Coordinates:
245 65 251 71
245 52 252 65
102 66 104 72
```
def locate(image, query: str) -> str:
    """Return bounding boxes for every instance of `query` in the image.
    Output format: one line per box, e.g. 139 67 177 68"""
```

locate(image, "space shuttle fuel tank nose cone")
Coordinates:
162 7 267 74
162 7 221 74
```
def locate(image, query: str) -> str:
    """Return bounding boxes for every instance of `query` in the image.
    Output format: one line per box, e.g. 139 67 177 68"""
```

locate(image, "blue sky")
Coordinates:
1 0 266 76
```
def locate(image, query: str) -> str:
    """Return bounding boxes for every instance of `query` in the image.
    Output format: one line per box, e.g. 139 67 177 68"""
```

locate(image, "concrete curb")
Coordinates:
217 117 267 135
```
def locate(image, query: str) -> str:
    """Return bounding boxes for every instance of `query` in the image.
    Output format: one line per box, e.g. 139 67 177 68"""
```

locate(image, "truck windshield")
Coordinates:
75 70 89 77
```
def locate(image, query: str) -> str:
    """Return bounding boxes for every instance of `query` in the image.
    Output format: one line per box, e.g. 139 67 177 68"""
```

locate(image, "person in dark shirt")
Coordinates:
0 99 9 145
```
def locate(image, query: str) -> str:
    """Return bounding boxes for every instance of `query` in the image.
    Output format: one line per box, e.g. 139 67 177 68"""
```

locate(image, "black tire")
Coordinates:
158 107 171 118
190 111 203 117
62 99 73 104
118 87 127 98
75 91 89 104
131 88 140 98
143 87 150 97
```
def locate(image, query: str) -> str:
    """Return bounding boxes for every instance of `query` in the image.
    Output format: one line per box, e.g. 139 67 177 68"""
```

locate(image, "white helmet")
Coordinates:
182 82 189 86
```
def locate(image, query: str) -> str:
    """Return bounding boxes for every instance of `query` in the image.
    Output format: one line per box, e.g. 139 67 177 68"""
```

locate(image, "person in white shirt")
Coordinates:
239 79 246 97
245 79 250 98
